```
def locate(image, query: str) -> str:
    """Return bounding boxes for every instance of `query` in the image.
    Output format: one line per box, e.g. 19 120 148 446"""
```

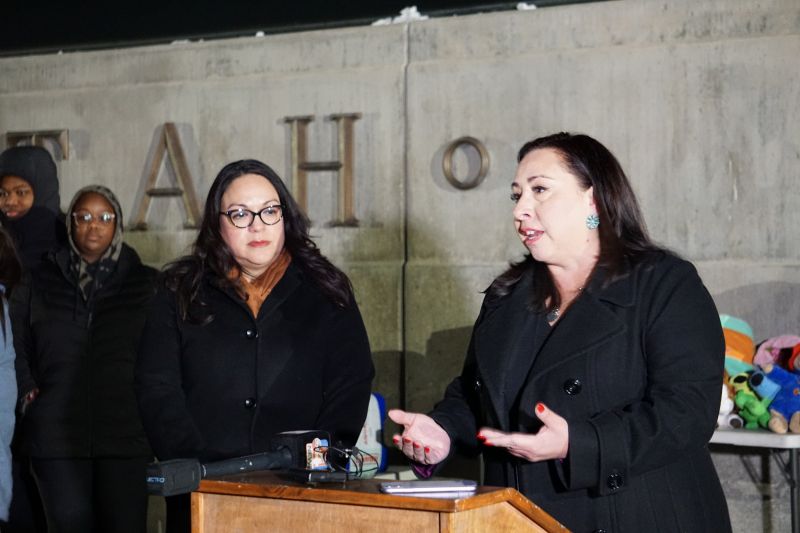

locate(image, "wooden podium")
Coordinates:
191 471 569 532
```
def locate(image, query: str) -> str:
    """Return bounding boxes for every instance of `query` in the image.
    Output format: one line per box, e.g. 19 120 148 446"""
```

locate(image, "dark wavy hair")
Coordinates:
486 132 660 308
164 159 355 323
0 226 22 337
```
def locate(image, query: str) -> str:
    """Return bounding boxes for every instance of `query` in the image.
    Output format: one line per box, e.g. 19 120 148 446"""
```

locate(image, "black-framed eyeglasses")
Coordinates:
221 205 284 228
71 211 116 226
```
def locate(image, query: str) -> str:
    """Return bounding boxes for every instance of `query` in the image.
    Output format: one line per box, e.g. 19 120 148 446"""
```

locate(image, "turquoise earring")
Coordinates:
586 213 600 230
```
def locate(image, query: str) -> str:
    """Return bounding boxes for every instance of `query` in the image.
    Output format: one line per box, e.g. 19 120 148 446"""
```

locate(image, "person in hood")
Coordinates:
11 185 157 533
0 146 67 271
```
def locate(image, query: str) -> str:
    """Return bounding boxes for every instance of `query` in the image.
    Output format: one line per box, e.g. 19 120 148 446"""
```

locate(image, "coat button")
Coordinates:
563 378 582 395
244 398 257 409
474 377 482 392
607 472 623 491
245 329 258 339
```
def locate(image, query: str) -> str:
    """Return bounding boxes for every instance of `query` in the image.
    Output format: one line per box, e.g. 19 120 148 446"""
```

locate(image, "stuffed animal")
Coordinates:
787 343 800 372
717 382 743 429
754 335 800 368
758 363 800 433
730 371 771 430
720 315 756 376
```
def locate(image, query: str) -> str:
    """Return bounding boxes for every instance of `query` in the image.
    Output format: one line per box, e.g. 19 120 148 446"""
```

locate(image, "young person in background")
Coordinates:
0 227 22 525
13 186 157 532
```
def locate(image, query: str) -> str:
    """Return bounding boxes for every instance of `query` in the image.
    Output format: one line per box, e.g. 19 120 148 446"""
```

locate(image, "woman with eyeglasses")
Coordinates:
12 185 157 532
135 160 374 533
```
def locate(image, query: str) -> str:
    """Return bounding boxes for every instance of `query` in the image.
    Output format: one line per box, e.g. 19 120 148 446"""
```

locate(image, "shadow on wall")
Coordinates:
383 327 482 480
712 281 800 341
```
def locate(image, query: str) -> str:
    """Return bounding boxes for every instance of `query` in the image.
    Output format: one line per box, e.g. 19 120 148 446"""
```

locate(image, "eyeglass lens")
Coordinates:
73 211 115 225
227 206 283 228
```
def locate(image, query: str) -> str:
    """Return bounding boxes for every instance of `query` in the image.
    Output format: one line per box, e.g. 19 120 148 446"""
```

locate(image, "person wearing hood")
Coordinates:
11 185 157 533
0 146 67 271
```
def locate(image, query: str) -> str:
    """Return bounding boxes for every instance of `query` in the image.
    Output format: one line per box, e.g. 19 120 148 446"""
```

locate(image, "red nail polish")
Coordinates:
392 435 400 444
477 434 486 442
413 442 420 449
536 403 544 414
424 447 431 453
403 437 412 444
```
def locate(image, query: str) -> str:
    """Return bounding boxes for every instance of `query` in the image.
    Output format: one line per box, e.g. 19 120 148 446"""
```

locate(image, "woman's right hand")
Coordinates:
388 409 451 465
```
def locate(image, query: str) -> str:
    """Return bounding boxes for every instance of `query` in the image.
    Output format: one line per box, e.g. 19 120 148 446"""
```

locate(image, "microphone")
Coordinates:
146 430 331 496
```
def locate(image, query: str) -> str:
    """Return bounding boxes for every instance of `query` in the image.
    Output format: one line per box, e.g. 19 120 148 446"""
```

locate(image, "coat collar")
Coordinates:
209 261 302 320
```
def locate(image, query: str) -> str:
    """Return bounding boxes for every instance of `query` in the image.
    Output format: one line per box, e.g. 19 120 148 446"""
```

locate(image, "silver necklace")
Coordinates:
547 286 584 323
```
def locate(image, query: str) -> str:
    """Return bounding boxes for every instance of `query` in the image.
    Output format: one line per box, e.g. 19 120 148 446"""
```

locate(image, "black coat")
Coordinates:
12 243 157 458
134 263 374 463
431 252 731 533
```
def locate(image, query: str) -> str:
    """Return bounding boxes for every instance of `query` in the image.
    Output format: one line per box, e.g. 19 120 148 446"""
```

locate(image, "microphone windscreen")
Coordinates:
146 459 202 497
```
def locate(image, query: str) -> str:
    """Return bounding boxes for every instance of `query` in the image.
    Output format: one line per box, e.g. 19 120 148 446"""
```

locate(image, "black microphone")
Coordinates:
146 430 331 496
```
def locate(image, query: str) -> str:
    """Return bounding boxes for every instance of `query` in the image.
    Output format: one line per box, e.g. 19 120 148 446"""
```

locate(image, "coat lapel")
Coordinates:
473 275 536 431
531 270 635 375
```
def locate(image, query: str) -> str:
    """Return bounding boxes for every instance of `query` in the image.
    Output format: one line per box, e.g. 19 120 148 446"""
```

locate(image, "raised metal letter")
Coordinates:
130 123 202 230
284 113 361 226
442 136 489 190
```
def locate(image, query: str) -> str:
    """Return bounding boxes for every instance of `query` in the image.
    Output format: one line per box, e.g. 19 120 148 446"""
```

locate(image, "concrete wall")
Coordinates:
1 0 798 530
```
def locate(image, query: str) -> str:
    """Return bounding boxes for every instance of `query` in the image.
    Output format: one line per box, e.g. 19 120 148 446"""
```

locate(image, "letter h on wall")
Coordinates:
283 113 361 227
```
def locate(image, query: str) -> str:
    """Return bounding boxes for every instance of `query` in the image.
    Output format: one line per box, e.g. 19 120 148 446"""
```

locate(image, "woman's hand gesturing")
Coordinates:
478 402 569 462
388 409 451 465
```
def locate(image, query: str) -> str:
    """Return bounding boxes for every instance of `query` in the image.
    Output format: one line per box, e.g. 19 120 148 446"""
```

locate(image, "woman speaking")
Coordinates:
390 133 731 532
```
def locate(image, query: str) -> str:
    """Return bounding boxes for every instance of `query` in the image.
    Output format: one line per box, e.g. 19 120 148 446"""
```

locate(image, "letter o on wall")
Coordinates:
442 136 490 190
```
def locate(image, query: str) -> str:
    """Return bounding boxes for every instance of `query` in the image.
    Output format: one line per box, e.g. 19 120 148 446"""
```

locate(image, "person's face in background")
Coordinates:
0 175 35 220
71 192 116 263
511 148 599 267
219 173 286 280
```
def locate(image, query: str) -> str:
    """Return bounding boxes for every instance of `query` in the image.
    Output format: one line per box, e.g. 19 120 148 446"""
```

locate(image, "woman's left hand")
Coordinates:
478 402 569 462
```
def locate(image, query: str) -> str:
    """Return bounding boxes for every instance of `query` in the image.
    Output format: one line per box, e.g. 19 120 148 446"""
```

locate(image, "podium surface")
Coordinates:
191 471 569 532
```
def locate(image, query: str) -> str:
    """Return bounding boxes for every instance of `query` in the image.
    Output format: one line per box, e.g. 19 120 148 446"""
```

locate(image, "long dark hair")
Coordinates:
164 159 355 322
487 132 660 307
0 226 22 337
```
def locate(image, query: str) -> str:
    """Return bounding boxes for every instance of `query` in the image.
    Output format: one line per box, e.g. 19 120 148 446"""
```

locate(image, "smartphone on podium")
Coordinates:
379 479 477 498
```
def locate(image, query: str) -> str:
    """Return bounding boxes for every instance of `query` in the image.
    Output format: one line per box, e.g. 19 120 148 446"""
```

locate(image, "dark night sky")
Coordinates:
0 1 601 56
0 2 506 55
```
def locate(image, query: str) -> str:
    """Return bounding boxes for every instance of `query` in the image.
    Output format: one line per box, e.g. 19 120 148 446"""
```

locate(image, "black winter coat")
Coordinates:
134 263 374 463
12 243 157 458
430 252 731 533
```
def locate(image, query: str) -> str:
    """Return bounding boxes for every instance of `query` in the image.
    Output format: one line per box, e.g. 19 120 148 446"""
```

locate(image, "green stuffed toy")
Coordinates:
730 371 771 430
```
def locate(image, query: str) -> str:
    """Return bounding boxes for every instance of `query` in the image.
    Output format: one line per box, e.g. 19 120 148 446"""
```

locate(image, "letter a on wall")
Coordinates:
130 123 202 230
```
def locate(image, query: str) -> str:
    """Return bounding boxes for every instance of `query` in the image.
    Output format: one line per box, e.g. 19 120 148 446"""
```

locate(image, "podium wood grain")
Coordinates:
191 471 569 532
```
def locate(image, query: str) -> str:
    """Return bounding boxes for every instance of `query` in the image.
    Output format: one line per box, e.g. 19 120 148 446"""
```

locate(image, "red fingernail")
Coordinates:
483 441 493 447
403 437 411 444
393 436 400 444
413 442 420 449
477 433 485 441
536 403 544 414
424 447 431 453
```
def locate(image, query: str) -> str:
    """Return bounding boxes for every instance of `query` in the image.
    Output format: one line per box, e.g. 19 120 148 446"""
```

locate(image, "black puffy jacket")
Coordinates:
12 243 157 458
